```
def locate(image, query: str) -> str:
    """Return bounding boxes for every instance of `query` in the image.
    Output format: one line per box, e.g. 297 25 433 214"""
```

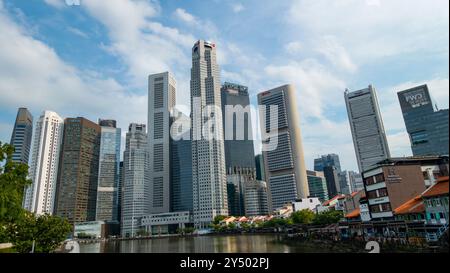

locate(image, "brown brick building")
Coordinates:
54 117 101 224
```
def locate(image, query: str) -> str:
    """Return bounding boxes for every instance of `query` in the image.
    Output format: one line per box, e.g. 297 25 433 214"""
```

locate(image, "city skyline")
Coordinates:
0 0 449 173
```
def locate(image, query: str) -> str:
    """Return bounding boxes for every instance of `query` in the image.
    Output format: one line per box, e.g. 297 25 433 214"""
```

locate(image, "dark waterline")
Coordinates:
79 234 331 253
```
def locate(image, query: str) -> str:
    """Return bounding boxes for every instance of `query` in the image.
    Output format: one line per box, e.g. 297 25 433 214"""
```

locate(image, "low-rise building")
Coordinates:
323 194 346 211
141 211 192 235
362 156 449 221
422 176 449 225
74 221 119 239
393 196 426 222
292 198 324 213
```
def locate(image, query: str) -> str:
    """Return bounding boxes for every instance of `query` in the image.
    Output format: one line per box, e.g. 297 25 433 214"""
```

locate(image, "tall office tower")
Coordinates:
221 82 256 169
118 161 124 228
323 166 340 198
121 124 148 237
23 111 63 215
10 108 33 164
255 154 266 181
148 72 176 215
306 170 329 202
190 40 228 228
397 84 449 156
258 84 309 211
54 117 101 223
96 119 121 222
226 167 255 216
337 171 351 195
170 114 193 213
345 85 391 173
348 171 364 192
245 180 269 217
314 154 342 172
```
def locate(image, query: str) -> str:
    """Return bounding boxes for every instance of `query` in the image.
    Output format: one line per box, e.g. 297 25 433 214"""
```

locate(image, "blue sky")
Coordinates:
0 0 448 172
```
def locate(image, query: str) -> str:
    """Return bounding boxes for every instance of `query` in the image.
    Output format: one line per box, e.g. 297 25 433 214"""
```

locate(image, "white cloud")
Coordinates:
67 26 88 38
231 3 245 13
0 2 147 152
284 41 302 55
314 35 357 73
173 8 197 25
287 0 449 63
265 59 347 119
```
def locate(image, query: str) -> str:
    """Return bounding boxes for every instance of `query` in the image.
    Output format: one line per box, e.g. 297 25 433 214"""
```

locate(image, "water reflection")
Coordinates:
79 234 305 253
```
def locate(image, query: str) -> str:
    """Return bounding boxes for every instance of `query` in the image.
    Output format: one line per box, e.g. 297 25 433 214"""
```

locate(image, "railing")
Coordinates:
426 222 449 242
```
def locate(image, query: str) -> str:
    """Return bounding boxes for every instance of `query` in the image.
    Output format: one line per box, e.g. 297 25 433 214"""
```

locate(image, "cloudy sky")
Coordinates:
0 0 448 172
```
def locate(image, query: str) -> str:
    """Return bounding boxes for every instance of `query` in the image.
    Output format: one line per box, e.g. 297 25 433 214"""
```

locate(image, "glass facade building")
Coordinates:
121 124 149 237
221 82 256 170
397 84 449 157
306 170 329 202
96 120 121 222
10 107 33 164
314 154 342 172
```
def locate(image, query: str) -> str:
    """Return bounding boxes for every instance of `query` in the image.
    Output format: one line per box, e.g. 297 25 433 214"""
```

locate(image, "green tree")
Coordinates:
313 210 344 226
9 212 72 253
213 215 227 225
0 143 31 225
1 142 72 252
291 209 315 225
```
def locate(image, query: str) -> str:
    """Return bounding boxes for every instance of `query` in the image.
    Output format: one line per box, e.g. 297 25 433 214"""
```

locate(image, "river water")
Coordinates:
79 234 331 253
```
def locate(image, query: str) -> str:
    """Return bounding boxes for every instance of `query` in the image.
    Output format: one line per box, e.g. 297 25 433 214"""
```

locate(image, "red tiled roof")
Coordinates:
394 195 425 215
323 194 346 206
345 208 360 219
422 177 449 198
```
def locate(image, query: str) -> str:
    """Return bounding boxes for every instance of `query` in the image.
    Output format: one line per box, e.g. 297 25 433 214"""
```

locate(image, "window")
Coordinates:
374 173 385 183
365 176 375 186
410 131 428 145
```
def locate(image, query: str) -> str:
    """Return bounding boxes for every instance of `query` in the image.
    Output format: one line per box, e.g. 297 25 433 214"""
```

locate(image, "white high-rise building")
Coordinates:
345 85 391 173
23 111 64 215
191 40 228 228
121 123 149 237
148 72 176 214
258 85 309 212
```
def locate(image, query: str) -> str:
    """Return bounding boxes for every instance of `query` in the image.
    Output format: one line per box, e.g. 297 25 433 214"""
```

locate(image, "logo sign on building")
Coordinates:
386 167 402 183
403 89 430 108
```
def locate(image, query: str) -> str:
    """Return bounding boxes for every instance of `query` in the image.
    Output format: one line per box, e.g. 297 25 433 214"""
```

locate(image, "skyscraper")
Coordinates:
10 107 33 164
348 171 364 192
96 119 121 222
54 117 101 224
244 180 269 217
23 111 63 215
313 154 342 172
191 40 228 228
121 123 149 237
306 170 329 202
255 154 266 181
323 166 340 198
397 84 449 156
258 84 309 211
148 72 176 215
170 114 193 213
221 82 256 170
345 85 391 173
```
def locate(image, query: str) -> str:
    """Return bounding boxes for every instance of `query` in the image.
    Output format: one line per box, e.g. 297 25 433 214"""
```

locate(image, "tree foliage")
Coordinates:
0 142 72 252
213 215 227 225
313 210 344 226
291 209 315 225
9 212 72 253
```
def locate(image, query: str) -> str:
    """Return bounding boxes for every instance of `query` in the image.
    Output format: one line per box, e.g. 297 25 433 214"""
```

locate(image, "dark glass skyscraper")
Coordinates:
170 117 193 213
54 117 101 224
314 154 342 172
221 82 256 170
398 84 449 156
10 108 33 164
323 166 340 198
